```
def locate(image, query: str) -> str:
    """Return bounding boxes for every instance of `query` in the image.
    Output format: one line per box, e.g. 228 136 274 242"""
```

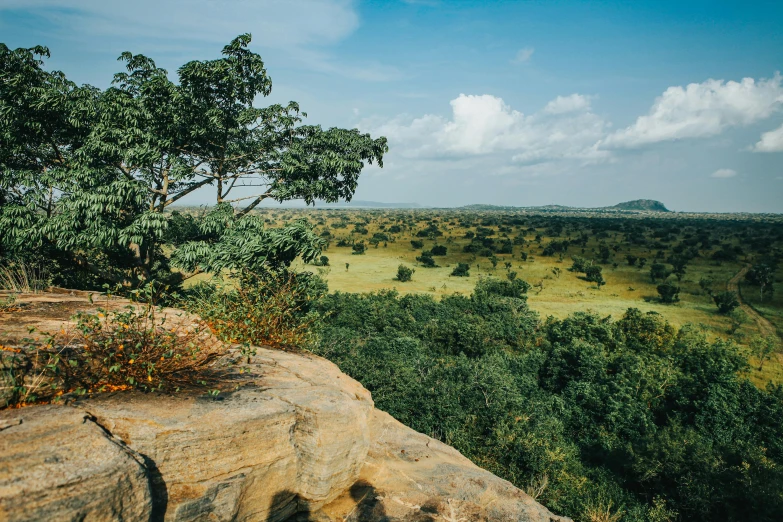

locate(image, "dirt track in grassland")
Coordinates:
728 264 778 339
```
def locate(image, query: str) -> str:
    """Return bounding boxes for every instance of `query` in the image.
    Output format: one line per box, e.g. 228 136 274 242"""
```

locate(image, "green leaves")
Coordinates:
2 34 386 284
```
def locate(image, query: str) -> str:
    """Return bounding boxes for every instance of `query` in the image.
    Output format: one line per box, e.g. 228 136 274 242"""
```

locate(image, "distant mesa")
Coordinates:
610 199 670 212
461 199 671 213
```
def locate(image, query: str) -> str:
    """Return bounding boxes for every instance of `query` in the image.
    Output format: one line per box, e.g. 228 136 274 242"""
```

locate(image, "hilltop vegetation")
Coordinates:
611 199 670 212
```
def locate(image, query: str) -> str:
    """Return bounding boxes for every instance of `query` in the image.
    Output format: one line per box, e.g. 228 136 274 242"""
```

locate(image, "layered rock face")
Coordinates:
0 293 569 521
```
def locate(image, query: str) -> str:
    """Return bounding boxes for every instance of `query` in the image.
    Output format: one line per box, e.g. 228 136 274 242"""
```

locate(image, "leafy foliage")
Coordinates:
184 270 326 350
2 298 222 408
312 282 783 521
714 291 740 314
1 37 386 285
396 264 414 282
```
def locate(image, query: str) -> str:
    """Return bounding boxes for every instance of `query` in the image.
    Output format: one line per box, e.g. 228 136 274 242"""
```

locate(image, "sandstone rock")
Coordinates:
318 409 571 522
0 292 570 522
0 405 152 522
81 348 374 522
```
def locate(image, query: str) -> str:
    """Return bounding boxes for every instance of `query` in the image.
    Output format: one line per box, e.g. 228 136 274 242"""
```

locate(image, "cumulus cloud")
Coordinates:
512 47 535 64
751 123 783 152
544 94 593 114
602 74 783 148
711 168 738 178
360 93 609 165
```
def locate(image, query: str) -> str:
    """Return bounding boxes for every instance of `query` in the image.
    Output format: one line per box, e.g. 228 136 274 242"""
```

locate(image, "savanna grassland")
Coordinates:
201 206 783 386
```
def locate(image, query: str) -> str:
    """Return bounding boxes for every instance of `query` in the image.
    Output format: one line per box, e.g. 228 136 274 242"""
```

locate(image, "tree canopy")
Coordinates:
0 36 387 285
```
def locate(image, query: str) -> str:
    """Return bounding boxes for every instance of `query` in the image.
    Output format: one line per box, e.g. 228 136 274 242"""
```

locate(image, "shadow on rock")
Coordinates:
346 480 391 522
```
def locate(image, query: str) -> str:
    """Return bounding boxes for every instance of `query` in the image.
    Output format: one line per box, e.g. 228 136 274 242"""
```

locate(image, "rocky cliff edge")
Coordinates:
0 292 569 521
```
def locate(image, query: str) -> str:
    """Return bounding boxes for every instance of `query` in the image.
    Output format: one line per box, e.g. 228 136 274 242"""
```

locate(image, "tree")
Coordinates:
395 264 414 282
431 244 447 256
416 251 437 268
585 265 605 287
713 291 740 314
650 263 669 283
750 335 778 370
669 256 688 281
626 254 638 266
352 241 366 255
451 263 470 277
1 36 387 284
657 281 680 303
598 244 612 264
699 277 714 296
318 255 329 267
745 263 775 301
410 240 424 249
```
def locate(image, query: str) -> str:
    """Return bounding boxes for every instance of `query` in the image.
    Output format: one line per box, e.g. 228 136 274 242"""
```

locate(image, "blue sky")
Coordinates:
2 0 782 211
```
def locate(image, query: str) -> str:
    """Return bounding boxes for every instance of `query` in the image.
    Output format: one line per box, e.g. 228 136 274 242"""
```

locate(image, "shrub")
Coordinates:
657 281 680 303
352 241 366 255
396 265 414 282
430 244 447 256
318 255 329 266
569 256 590 273
585 265 605 287
2 299 222 408
713 291 740 314
451 263 470 277
416 252 437 268
187 271 326 350
410 240 424 249
650 263 669 282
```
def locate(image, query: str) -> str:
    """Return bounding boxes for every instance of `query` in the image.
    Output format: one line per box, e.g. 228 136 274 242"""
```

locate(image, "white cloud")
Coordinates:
1 0 360 48
751 123 783 152
544 94 593 114
0 0 404 82
360 92 610 165
512 47 535 64
711 168 738 178
602 74 783 148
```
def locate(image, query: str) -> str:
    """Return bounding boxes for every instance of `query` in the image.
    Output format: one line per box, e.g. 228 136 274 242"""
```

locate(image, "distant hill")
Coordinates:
460 200 671 213
609 199 670 212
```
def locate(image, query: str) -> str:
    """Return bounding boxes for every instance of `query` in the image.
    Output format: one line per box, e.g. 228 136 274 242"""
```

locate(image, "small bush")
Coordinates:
187 271 325 350
396 265 414 282
352 241 366 255
410 240 424 249
1 300 221 409
713 291 740 314
657 281 680 303
431 244 447 256
451 263 470 277
416 252 437 268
